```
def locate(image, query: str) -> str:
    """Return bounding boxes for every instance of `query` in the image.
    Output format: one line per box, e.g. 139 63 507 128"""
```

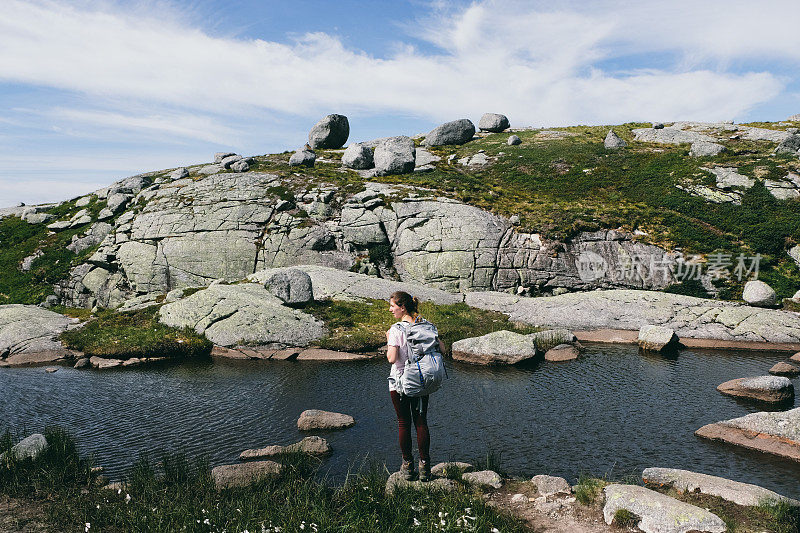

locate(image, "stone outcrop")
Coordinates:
0 305 72 366
158 284 324 347
690 141 726 157
478 113 509 132
264 268 313 305
373 136 415 176
717 376 794 403
308 114 349 149
423 119 475 146
603 130 626 149
775 134 800 155
341 143 373 169
637 325 679 352
462 470 503 489
289 147 316 167
239 436 331 460
297 409 354 431
507 135 521 145
465 289 800 344
530 475 571 496
451 330 538 365
211 460 282 489
642 467 799 507
696 407 800 462
430 462 474 476
602 484 726 533
704 167 754 189
742 280 777 307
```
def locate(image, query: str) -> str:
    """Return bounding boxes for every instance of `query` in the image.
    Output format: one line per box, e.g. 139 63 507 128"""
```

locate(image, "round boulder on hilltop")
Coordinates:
423 119 476 146
478 113 510 132
308 114 349 149
374 136 415 176
742 280 777 307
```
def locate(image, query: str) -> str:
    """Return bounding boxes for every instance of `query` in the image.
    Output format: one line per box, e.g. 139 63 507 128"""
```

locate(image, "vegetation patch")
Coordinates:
1 427 525 532
59 306 211 359
573 475 609 505
304 298 540 353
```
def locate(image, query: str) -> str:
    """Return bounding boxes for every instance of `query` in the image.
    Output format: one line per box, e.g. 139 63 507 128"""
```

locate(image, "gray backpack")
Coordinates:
393 319 447 397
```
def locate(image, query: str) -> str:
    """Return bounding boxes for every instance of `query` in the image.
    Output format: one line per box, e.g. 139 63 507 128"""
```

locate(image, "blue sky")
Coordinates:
2 0 800 207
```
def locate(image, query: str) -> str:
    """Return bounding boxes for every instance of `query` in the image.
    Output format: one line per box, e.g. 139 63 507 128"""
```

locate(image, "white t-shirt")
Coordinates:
387 322 410 392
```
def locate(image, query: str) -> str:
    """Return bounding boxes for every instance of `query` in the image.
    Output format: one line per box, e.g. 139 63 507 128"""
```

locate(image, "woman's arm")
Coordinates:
438 338 447 356
387 345 399 364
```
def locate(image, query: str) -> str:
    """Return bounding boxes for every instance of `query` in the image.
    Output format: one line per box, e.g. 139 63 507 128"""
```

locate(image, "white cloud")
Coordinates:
0 0 794 127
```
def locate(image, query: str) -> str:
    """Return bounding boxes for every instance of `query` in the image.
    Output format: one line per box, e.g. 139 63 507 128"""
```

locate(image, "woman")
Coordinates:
386 290 446 481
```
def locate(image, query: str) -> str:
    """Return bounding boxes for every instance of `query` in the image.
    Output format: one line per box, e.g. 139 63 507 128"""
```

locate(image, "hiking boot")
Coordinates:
419 460 431 482
400 460 417 481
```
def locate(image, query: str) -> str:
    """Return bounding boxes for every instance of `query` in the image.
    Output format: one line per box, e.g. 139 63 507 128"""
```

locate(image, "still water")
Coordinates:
1 344 799 497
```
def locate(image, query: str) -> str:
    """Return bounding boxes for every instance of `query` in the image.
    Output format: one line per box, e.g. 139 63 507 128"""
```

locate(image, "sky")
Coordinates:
2 0 800 207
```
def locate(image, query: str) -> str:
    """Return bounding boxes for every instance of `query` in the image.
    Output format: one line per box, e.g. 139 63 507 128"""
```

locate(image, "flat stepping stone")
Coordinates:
462 470 503 489
430 461 474 477
90 356 124 369
790 352 800 363
239 436 330 460
297 409 354 431
385 471 458 495
451 330 538 365
211 460 282 489
643 467 799 507
603 484 726 533
770 361 800 377
696 406 800 462
717 375 794 403
530 474 571 496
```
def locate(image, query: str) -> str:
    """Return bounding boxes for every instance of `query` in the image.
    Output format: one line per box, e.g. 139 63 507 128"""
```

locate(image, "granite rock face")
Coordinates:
602 484 726 533
451 330 538 365
478 113 509 132
423 119 475 146
0 305 72 365
690 141 726 157
696 407 800 462
637 325 679 352
642 467 799 507
308 114 349 149
158 283 324 347
717 376 794 403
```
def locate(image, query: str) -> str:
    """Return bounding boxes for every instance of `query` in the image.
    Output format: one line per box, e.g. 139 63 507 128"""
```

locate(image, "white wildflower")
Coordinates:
413 518 421 527
84 523 91 532
203 518 211 526
125 493 131 504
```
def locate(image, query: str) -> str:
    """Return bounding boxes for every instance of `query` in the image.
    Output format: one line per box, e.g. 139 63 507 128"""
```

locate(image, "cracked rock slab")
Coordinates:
603 484 726 533
0 305 72 364
158 283 324 347
696 407 800 462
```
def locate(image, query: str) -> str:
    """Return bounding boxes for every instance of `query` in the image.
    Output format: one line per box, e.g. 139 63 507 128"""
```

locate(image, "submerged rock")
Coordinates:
451 330 538 365
239 436 331 460
544 343 579 361
717 375 794 403
297 409 355 431
769 361 800 377
603 484 725 533
211 461 282 489
642 467 799 507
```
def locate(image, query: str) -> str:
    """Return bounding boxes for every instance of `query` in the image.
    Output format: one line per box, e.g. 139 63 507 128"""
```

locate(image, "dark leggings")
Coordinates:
390 390 430 463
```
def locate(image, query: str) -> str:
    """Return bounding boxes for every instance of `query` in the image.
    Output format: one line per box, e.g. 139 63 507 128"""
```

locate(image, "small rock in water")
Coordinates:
297 409 355 430
544 344 579 362
769 361 800 377
638 325 679 352
74 357 90 369
717 375 794 403
45 366 58 373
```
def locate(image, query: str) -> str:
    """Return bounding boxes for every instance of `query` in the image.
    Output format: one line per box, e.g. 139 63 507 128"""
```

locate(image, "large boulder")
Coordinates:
423 119 476 146
211 461 282 489
717 375 794 403
289 148 316 167
0 433 48 461
373 136 415 176
742 280 777 307
603 484 726 533
775 134 800 155
689 141 726 157
451 330 538 365
265 269 313 305
696 406 800 462
158 284 324 347
239 436 331 460
341 143 373 169
297 409 354 431
642 467 799 507
0 305 72 365
478 113 509 132
604 130 627 149
308 114 349 149
637 325 679 352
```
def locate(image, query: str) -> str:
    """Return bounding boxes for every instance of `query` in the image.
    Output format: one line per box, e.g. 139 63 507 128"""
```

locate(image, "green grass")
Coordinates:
573 475 608 505
304 298 541 352
59 306 212 359
612 508 639 527
0 427 527 533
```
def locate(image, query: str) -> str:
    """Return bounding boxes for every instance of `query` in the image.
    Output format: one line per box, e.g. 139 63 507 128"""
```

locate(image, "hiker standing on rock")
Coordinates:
386 291 447 482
